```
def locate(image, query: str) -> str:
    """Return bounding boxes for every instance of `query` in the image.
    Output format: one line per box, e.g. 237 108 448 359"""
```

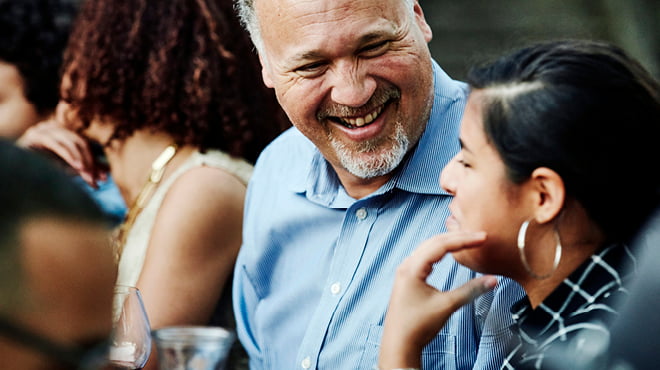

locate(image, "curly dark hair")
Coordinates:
0 0 78 115
62 0 288 163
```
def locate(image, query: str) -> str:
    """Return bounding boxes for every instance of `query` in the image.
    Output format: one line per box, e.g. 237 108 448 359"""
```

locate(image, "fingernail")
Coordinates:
483 276 498 289
471 231 486 238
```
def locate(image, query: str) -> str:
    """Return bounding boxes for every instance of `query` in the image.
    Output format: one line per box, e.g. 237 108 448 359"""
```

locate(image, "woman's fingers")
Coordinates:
438 275 498 312
381 232 493 362
403 231 487 280
17 120 101 186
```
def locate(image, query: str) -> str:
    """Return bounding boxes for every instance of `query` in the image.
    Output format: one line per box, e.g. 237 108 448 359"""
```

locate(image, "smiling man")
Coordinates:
232 0 524 368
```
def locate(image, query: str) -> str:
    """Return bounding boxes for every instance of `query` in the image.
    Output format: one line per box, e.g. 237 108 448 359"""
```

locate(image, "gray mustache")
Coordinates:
316 86 401 120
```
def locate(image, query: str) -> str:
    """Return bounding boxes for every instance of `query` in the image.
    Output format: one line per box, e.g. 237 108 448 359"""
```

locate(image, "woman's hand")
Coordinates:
379 231 498 369
17 119 106 187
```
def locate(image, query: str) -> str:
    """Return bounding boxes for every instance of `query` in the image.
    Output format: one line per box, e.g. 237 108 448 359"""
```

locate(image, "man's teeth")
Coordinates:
340 106 384 127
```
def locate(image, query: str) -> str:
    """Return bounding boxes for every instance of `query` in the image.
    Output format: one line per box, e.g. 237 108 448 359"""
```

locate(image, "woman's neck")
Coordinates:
103 131 196 205
520 206 605 309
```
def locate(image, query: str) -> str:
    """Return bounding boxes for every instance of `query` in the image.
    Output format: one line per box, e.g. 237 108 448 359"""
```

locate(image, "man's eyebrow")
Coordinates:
288 31 390 65
357 31 388 45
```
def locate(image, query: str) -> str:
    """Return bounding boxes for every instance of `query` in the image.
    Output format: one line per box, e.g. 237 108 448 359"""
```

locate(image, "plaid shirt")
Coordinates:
502 243 636 369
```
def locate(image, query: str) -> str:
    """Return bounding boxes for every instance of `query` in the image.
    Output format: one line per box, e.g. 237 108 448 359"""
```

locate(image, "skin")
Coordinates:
0 218 116 370
255 0 434 198
378 91 605 369
63 112 245 370
440 91 532 279
0 61 49 139
442 92 603 302
17 116 103 186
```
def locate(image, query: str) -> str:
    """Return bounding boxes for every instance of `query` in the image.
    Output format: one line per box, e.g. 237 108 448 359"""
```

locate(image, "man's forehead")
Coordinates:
255 0 402 33
256 0 405 59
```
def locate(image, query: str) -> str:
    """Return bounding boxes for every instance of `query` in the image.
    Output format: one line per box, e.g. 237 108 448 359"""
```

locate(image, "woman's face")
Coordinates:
440 92 531 276
0 61 48 139
58 71 114 146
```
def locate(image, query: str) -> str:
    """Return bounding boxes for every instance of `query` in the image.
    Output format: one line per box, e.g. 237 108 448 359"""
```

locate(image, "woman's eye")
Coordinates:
457 159 471 168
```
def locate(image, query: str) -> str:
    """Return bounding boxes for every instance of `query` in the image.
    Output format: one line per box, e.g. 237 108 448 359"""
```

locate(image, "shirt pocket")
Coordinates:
359 324 458 370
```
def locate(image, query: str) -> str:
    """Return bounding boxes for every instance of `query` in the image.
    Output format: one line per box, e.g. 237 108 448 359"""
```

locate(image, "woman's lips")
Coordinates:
446 214 459 231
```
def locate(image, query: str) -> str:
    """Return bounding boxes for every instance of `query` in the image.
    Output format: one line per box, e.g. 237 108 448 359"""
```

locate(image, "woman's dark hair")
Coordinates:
61 0 288 163
0 0 78 115
467 40 660 243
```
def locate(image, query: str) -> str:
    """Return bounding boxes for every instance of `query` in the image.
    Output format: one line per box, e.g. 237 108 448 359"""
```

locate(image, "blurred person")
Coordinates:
378 40 660 370
0 0 76 138
51 0 286 368
0 0 126 224
232 0 524 368
0 140 116 370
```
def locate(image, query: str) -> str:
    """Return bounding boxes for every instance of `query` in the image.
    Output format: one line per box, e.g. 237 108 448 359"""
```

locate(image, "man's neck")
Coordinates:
333 166 393 200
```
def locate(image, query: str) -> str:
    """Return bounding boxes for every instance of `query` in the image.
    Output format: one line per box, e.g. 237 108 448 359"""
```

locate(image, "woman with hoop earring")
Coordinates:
378 40 660 370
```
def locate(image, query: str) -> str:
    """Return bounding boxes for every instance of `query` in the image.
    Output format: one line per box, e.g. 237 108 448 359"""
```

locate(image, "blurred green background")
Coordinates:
423 0 659 79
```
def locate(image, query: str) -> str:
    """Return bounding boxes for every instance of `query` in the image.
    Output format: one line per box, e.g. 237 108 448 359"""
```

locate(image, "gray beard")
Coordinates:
330 122 409 179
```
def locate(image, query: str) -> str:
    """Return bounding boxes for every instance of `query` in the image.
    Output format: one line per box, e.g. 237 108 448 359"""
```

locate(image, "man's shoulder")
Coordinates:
253 127 316 177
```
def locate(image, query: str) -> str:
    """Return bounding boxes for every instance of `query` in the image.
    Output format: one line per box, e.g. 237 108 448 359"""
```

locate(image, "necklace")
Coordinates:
113 144 178 261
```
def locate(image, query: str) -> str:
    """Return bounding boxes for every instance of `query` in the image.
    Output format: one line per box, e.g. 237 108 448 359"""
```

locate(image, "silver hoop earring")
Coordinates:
517 219 562 280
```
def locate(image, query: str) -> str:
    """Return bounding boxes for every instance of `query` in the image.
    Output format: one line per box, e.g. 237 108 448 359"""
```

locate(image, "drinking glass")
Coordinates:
152 326 235 370
108 285 152 369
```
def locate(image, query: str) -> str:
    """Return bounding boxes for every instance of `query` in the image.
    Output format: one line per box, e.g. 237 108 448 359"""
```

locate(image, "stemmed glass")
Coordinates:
108 285 152 369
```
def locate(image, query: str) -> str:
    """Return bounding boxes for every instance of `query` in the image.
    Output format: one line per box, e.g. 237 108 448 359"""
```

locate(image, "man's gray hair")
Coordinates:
234 0 416 56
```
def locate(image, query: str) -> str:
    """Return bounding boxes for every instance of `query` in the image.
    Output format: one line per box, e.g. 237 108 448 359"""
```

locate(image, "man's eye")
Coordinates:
360 41 390 56
457 159 471 168
295 62 326 77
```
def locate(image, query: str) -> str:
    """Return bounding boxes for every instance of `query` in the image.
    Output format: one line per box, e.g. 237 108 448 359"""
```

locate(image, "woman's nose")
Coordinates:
440 156 459 195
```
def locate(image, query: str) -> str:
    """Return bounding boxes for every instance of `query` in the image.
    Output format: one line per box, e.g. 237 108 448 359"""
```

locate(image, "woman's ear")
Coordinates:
529 167 565 224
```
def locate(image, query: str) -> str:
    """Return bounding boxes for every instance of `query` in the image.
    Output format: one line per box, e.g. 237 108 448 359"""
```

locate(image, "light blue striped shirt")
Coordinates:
233 61 525 369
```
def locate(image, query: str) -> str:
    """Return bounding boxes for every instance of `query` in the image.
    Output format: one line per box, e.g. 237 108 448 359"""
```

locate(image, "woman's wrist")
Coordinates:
378 337 423 370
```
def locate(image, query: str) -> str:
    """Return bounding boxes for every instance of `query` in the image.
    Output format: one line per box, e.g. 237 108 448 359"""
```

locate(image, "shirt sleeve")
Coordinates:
232 253 263 367
471 276 525 370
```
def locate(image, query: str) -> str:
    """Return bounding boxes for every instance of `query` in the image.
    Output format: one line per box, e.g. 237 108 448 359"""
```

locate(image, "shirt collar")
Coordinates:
291 60 467 205
511 243 636 340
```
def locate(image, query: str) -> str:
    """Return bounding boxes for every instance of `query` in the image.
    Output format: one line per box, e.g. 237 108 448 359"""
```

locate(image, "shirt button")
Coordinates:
301 356 311 369
330 282 341 295
355 207 367 220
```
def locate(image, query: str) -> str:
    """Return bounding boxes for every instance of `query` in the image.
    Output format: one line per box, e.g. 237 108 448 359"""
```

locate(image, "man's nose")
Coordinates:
329 61 377 108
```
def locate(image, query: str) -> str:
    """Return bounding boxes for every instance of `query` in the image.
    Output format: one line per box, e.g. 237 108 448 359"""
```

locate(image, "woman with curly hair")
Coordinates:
44 0 286 366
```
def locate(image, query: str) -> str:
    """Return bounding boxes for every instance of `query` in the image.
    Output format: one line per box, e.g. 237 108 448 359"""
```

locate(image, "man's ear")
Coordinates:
412 1 432 43
529 167 565 224
258 53 274 88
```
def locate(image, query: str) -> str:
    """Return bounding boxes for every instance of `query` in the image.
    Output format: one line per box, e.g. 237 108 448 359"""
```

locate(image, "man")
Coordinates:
232 0 524 368
0 141 116 369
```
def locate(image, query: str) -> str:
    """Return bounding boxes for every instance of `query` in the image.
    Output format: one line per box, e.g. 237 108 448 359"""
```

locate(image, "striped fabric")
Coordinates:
502 244 636 369
233 61 525 370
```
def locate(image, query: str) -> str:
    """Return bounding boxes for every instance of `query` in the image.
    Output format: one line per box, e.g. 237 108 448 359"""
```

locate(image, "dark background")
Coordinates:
423 0 659 80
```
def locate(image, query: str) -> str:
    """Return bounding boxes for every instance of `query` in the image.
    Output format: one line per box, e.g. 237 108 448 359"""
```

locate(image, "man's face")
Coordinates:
0 61 46 139
0 218 116 369
255 0 434 181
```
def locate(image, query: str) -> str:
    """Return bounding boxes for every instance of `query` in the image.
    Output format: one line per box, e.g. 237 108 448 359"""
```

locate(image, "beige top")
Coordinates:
116 150 252 287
